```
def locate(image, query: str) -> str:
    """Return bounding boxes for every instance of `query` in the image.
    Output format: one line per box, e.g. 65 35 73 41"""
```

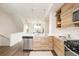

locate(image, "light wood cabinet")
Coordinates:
61 13 74 27
61 3 77 27
54 37 64 56
33 36 53 50
61 3 75 16
33 36 65 55
55 3 79 28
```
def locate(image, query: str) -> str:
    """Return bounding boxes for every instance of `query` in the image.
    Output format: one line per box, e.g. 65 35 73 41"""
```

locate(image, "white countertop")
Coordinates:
55 35 79 41
22 34 34 36
54 35 67 42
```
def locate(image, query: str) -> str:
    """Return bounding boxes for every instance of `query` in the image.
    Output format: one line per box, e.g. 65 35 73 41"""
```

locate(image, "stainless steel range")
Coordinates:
64 40 79 56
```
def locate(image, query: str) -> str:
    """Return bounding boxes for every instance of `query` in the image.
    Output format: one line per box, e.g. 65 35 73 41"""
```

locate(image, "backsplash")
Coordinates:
57 27 79 40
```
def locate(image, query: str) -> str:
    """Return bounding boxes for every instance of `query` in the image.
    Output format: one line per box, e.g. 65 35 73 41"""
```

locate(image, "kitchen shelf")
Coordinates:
56 9 61 28
73 21 79 23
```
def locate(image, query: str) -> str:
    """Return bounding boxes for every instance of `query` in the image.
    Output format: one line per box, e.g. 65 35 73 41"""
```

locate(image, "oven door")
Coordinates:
65 45 78 56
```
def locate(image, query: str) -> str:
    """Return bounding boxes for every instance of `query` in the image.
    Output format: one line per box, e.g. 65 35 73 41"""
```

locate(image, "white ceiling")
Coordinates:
0 3 50 21
0 3 63 22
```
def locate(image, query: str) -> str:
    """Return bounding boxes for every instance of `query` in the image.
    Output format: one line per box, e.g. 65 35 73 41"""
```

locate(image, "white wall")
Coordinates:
10 32 23 46
0 10 19 37
10 15 23 32
0 9 22 46
0 35 9 46
48 12 57 36
57 27 79 39
45 19 49 35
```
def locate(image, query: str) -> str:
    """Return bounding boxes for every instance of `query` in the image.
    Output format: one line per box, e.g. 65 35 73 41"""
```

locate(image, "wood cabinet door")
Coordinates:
54 37 64 56
61 13 74 27
61 3 76 27
61 3 75 15
33 37 53 50
47 36 54 50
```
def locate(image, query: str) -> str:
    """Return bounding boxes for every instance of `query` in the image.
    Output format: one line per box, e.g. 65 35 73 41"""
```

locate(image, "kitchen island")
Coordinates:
22 33 53 51
32 36 53 50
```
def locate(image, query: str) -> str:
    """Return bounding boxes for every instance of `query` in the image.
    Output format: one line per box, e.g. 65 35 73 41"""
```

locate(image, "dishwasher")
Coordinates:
22 36 33 50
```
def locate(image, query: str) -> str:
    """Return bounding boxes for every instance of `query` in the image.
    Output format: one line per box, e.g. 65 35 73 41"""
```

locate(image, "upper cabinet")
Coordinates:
61 3 76 28
61 3 75 16
56 3 79 28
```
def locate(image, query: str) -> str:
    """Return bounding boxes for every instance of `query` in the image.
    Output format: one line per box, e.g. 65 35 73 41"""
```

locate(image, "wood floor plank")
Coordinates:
0 41 56 56
29 51 53 56
0 42 30 56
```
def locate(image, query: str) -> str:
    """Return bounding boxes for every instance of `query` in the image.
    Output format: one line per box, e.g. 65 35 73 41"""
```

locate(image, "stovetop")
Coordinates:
64 40 79 55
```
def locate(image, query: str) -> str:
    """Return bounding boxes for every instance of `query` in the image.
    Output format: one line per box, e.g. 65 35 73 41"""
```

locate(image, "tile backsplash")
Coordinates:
58 27 79 40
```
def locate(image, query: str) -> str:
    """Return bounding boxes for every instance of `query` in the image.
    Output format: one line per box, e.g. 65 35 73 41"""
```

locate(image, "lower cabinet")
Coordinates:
54 37 65 56
33 36 65 56
33 36 53 50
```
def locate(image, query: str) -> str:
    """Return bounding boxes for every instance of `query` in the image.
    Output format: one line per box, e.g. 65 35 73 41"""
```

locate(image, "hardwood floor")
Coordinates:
0 42 56 56
29 51 53 56
0 42 30 56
